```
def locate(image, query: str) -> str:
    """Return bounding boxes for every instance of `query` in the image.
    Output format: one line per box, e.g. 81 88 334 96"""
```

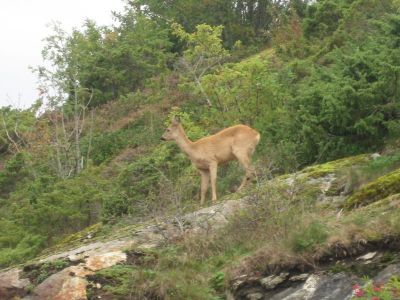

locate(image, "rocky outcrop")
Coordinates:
0 269 30 299
231 269 400 300
27 265 93 300
0 199 249 300
229 249 400 300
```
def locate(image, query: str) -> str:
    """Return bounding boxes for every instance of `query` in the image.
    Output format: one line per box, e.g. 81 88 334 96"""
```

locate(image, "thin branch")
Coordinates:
1 112 20 153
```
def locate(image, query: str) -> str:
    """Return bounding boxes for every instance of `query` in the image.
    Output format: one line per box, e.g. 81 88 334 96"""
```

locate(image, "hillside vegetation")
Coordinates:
1 0 400 282
81 153 400 299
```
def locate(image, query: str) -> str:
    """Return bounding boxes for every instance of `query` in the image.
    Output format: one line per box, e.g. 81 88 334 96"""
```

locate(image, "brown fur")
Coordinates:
162 118 260 205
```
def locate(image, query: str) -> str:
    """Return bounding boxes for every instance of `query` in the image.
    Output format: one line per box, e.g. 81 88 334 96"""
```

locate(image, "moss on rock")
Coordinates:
344 169 400 210
300 154 371 179
86 265 136 300
42 223 102 254
21 259 73 286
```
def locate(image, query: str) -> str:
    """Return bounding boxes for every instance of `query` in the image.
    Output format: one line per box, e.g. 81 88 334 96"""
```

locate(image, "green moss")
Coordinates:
300 154 370 178
41 223 102 255
99 222 144 239
276 173 292 180
298 183 322 201
344 169 400 209
86 265 135 299
363 193 400 210
22 259 72 286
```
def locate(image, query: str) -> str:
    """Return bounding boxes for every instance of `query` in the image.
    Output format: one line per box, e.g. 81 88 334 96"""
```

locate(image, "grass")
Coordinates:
87 248 224 300
288 220 329 252
84 166 328 298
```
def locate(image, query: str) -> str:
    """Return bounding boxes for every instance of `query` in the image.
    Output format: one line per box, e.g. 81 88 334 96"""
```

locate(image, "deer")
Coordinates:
161 117 260 205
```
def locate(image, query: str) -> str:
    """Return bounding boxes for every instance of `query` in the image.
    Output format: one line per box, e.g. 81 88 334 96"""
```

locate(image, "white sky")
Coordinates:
0 0 126 109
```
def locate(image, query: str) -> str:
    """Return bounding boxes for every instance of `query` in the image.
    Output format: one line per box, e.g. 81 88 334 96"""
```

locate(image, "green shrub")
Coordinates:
210 271 225 292
102 191 133 221
289 221 329 253
0 235 46 268
0 152 30 197
83 131 127 165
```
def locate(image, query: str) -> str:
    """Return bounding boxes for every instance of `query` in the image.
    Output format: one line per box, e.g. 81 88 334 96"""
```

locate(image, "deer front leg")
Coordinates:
238 167 255 191
209 163 218 203
235 152 254 191
199 169 210 206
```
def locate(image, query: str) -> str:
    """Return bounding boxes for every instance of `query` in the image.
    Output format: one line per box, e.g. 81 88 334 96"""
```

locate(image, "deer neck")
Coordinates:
174 126 195 157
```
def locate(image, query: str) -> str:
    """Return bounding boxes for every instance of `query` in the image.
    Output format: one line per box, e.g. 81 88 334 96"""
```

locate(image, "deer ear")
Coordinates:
172 116 180 125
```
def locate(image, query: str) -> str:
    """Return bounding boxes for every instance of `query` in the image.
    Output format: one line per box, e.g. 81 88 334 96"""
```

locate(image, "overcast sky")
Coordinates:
0 0 126 109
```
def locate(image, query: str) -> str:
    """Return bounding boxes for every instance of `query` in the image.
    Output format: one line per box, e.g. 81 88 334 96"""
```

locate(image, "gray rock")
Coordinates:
232 275 261 292
269 274 319 300
373 263 400 283
27 265 93 300
371 153 381 160
289 273 309 282
236 272 357 300
268 284 307 300
309 273 353 300
0 268 30 299
260 272 289 289
357 252 377 261
246 292 263 300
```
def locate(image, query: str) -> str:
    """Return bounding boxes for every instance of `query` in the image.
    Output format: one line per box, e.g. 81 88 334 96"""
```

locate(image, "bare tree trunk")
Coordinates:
1 114 21 153
73 80 82 174
194 76 212 107
53 116 64 178
86 109 94 162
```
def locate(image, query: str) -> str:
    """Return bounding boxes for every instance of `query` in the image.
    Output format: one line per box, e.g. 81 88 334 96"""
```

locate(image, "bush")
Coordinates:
0 235 45 268
289 220 329 253
0 152 30 197
0 167 111 267
102 191 133 221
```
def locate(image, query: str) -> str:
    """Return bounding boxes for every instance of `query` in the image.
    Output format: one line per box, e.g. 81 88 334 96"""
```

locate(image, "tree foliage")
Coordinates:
68 16 173 105
172 23 230 106
132 0 310 47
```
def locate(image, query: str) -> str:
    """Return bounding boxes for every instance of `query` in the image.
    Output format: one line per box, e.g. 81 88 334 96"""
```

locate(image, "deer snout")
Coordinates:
161 136 166 141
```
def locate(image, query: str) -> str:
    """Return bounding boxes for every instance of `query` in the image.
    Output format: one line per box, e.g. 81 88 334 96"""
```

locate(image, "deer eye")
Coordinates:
166 129 171 132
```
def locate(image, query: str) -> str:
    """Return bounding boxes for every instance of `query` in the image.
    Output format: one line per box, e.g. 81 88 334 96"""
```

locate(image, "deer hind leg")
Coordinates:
199 169 210 206
209 163 218 203
234 149 255 191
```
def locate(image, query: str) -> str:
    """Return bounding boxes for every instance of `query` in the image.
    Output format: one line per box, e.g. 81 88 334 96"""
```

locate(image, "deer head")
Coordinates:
161 116 181 141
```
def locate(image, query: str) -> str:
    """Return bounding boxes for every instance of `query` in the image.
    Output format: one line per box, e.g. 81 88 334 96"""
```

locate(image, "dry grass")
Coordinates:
225 192 400 282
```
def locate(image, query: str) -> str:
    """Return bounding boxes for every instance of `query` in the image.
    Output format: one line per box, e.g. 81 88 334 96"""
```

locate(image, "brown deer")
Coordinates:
161 117 260 205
